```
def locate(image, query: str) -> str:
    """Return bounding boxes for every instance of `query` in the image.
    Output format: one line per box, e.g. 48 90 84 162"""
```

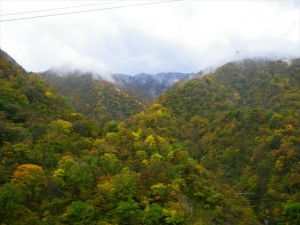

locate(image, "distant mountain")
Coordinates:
42 70 200 111
112 72 199 103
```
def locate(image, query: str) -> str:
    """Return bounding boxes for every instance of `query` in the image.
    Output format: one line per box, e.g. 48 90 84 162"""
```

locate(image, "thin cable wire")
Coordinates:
0 0 181 23
0 0 125 16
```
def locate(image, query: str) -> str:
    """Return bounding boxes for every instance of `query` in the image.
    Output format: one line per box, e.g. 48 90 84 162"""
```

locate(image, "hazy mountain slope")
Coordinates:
112 72 198 103
154 59 300 223
42 70 144 124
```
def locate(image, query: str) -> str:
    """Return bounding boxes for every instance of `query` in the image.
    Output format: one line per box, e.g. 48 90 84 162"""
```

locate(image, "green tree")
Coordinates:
115 199 142 225
65 201 95 224
283 201 300 225
56 155 97 193
144 203 164 225
113 167 139 200
0 182 24 211
99 153 122 175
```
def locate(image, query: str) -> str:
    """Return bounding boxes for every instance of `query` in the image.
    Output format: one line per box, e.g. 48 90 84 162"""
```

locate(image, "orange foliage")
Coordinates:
12 164 45 187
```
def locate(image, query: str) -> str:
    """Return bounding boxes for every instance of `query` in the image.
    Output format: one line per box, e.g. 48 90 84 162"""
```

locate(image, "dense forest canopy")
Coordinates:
0 49 299 224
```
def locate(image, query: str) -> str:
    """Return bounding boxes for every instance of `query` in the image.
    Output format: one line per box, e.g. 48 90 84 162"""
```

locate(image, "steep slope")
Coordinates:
155 59 300 224
0 50 118 224
0 49 95 179
0 49 26 79
0 50 77 145
42 70 144 125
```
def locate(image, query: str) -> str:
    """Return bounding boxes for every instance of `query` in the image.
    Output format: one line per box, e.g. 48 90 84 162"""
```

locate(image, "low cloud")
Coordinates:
1 0 299 75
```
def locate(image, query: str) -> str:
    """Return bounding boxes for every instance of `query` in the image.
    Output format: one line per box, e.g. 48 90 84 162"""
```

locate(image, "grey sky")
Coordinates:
0 0 299 75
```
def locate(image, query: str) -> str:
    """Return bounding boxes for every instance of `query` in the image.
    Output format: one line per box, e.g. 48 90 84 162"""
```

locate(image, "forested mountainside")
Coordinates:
0 48 299 225
155 59 300 224
41 70 144 125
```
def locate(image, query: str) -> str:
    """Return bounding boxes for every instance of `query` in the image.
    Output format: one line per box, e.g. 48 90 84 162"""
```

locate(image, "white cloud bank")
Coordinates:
0 0 299 75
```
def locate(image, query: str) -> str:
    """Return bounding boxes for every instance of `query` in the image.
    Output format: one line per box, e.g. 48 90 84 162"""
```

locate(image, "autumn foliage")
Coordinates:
0 49 299 224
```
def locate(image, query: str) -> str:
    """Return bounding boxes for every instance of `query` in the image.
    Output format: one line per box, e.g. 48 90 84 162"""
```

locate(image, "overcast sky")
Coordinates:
0 0 299 75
